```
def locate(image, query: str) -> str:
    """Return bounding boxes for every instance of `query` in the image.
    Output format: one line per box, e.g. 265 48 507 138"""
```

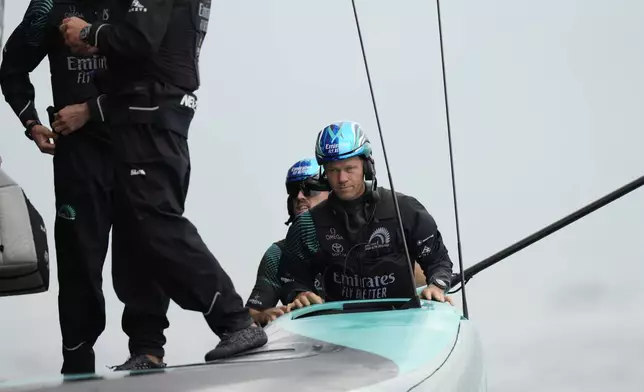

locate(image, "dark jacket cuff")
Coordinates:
427 272 452 292
87 22 108 48
87 94 107 122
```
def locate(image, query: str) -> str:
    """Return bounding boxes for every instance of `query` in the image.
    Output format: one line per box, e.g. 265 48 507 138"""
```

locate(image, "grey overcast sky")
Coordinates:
1 0 643 390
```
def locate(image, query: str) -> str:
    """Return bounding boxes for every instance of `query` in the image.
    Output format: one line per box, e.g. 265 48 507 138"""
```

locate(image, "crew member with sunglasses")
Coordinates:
280 121 455 310
245 158 330 325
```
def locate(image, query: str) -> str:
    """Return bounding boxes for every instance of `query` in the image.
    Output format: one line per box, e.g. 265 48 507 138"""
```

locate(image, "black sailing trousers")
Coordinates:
110 122 252 337
53 130 170 375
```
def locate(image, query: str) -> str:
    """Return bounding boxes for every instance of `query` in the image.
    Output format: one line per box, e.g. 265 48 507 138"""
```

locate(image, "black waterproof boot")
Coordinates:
110 354 167 371
204 324 268 362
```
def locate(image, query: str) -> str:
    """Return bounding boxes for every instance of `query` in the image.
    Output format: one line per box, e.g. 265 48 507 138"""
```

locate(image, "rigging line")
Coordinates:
435 0 469 318
350 0 420 308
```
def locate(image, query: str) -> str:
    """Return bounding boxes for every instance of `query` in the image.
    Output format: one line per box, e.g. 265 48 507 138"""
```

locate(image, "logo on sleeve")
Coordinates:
128 0 147 12
421 246 431 257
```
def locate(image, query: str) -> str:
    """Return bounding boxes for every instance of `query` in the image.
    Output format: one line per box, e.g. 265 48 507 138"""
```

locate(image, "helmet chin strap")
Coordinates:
284 195 295 225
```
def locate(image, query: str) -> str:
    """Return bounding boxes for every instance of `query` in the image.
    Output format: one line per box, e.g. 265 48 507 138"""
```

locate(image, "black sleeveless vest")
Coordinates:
309 187 412 301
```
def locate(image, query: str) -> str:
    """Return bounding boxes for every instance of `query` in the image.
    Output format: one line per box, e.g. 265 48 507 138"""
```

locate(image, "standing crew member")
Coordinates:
0 0 171 373
280 120 455 309
246 158 330 325
59 1 268 360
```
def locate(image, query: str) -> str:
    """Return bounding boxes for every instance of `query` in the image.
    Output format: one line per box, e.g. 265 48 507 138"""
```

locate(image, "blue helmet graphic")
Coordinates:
285 158 321 184
284 157 328 225
315 120 372 164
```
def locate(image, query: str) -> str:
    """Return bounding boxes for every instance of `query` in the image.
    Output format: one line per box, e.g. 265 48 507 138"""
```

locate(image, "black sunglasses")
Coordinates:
286 180 327 198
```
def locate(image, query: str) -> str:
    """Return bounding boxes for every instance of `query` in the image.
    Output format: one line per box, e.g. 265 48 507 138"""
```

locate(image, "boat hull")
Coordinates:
0 295 486 391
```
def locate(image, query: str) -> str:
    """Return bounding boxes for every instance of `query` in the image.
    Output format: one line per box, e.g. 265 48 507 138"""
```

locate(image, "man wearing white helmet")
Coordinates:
246 158 329 325
280 121 454 309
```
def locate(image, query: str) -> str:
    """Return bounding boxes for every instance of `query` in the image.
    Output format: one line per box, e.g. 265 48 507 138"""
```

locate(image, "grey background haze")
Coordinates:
1 0 643 390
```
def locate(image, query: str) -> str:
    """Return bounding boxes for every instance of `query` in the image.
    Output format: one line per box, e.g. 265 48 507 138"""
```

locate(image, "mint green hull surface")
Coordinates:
268 287 487 391
0 287 486 391
277 297 460 374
